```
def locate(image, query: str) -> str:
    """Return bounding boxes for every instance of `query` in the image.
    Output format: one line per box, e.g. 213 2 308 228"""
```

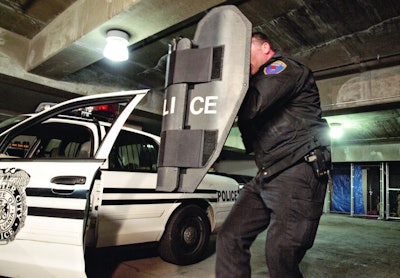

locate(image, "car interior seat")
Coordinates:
78 141 91 158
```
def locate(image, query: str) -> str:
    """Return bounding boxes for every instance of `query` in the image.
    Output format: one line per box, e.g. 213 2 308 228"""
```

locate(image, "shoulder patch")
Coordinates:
263 60 287 75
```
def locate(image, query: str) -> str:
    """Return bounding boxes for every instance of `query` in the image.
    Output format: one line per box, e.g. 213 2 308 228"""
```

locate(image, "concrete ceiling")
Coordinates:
0 0 400 145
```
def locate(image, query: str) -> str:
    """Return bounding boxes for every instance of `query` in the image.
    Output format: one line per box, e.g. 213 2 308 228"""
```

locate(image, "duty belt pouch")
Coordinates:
305 148 331 178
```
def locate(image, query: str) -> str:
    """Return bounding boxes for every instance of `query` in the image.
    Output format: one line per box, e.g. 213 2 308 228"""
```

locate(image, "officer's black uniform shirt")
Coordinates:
238 51 330 178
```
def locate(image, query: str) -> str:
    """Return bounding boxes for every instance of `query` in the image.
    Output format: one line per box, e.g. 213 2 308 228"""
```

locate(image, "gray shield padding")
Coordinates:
157 5 251 192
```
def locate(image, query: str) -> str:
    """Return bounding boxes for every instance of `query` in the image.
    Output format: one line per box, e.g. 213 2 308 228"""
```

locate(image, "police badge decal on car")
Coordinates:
0 168 29 243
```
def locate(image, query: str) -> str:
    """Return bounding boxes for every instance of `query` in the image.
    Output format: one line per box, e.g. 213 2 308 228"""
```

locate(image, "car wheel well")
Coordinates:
178 199 214 228
158 202 212 265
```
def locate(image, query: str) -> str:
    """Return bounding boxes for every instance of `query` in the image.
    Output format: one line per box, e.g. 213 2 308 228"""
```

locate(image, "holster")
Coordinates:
304 148 331 179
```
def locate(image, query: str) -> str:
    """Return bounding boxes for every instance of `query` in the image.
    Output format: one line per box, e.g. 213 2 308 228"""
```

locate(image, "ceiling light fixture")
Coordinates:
329 122 343 139
103 29 130 62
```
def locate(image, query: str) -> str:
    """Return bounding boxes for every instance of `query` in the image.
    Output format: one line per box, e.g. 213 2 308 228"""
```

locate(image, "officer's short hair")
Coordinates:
252 31 275 51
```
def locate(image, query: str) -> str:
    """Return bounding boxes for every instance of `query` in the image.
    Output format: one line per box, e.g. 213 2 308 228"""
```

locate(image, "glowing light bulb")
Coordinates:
103 30 130 62
330 123 343 139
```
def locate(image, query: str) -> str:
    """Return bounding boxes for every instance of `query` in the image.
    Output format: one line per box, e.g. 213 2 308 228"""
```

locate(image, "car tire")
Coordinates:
158 204 211 265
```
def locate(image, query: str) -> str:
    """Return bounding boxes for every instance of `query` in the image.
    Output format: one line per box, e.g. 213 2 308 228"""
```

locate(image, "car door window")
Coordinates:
109 130 158 172
5 122 93 159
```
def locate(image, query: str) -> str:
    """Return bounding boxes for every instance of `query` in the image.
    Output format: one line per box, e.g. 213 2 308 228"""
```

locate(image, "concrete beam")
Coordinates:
27 0 226 79
0 27 29 70
332 142 400 162
318 64 400 113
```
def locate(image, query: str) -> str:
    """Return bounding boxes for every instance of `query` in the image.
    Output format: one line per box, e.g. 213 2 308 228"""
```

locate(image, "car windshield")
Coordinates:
0 115 30 134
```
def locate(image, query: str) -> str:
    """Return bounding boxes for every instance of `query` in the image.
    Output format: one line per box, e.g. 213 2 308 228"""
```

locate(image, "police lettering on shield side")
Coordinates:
163 96 218 116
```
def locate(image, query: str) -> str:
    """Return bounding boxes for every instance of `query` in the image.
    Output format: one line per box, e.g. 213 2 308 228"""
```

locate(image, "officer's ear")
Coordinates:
261 42 271 54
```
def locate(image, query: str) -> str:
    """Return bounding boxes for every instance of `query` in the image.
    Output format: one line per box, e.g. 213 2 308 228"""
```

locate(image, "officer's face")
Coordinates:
250 38 271 75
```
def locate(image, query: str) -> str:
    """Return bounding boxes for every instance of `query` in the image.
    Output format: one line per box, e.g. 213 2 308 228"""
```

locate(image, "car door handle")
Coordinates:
50 176 87 195
51 176 86 185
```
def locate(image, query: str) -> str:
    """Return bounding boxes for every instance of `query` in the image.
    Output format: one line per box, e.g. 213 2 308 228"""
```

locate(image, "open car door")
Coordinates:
0 90 147 278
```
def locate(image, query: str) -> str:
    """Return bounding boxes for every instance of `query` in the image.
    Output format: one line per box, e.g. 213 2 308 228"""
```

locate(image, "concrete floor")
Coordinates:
86 213 400 278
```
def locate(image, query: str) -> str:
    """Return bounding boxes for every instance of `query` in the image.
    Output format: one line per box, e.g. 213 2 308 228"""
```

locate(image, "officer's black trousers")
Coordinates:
215 161 328 278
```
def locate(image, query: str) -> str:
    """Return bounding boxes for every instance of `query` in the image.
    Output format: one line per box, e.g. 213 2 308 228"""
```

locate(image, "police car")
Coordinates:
0 90 240 278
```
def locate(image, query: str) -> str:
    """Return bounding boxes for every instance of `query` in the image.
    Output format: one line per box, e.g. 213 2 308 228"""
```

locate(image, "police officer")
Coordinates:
215 32 331 278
